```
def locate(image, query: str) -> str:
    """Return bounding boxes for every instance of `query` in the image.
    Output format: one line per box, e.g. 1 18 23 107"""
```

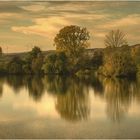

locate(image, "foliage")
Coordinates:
42 53 57 74
131 45 140 77
29 46 41 59
0 62 7 74
42 52 69 74
31 53 44 74
54 25 90 53
54 25 90 67
22 63 32 74
0 25 139 78
23 46 44 74
131 46 140 65
99 49 136 77
105 29 127 48
7 56 24 74
89 50 103 69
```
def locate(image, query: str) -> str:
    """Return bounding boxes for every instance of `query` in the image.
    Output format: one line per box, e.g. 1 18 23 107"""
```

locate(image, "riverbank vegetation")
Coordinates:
0 25 140 78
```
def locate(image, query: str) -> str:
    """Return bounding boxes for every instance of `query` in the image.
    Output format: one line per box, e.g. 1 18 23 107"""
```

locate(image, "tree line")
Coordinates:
0 25 140 77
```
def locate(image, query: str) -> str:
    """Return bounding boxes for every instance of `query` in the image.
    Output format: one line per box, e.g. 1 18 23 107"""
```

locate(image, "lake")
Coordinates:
0 75 140 138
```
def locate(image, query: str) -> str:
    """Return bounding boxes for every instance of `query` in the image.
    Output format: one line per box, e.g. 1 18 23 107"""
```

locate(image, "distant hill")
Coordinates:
0 50 55 63
1 48 103 62
3 50 55 57
0 44 140 63
131 44 140 48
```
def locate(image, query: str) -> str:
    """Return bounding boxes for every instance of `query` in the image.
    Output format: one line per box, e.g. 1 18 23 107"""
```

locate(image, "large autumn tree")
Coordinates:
54 25 90 63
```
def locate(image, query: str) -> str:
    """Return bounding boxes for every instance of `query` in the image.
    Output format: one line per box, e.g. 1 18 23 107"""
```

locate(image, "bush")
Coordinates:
42 52 69 74
0 62 7 74
31 53 44 74
99 49 136 77
7 57 24 74
131 45 140 77
23 46 44 74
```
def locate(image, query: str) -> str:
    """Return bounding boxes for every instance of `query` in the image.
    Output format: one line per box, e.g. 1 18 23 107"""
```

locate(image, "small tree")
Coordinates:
23 46 43 74
30 46 41 58
31 53 44 74
99 51 136 77
105 30 127 48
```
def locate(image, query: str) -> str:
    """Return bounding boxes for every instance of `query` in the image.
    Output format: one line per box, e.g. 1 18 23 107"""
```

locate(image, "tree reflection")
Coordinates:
6 75 25 93
44 76 90 122
101 78 135 122
77 75 104 96
25 76 45 102
43 75 69 95
0 76 5 98
134 77 140 103
5 75 45 102
56 80 90 122
1 74 140 123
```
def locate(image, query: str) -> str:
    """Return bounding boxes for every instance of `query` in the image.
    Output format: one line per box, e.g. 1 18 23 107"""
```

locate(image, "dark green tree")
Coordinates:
23 46 43 74
31 53 44 74
42 52 69 74
7 56 24 74
29 46 41 58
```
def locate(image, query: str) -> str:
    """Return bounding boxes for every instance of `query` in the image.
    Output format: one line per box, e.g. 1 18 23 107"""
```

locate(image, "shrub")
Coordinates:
99 49 136 77
42 52 69 74
7 56 24 74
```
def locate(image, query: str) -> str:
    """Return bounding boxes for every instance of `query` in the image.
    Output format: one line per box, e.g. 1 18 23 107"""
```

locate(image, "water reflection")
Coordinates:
6 76 25 93
43 76 90 121
100 77 140 122
0 76 5 98
43 76 69 95
101 78 134 122
25 76 45 102
5 75 45 101
0 75 140 123
55 77 90 122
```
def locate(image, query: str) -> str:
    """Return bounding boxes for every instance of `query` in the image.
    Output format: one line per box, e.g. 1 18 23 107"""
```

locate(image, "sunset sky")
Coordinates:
0 1 140 53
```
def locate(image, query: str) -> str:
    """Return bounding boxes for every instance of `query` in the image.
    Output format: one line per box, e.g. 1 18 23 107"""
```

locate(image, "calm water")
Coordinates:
0 75 140 138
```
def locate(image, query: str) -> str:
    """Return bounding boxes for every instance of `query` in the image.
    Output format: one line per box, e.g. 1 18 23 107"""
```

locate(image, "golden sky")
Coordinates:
0 1 140 53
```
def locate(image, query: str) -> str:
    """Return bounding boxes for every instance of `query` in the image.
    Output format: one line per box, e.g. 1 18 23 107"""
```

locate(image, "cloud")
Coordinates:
0 12 21 19
97 14 140 29
0 12 23 24
63 13 109 20
11 11 109 38
1 1 140 52
94 14 140 43
20 4 46 12
48 2 93 12
12 17 71 37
